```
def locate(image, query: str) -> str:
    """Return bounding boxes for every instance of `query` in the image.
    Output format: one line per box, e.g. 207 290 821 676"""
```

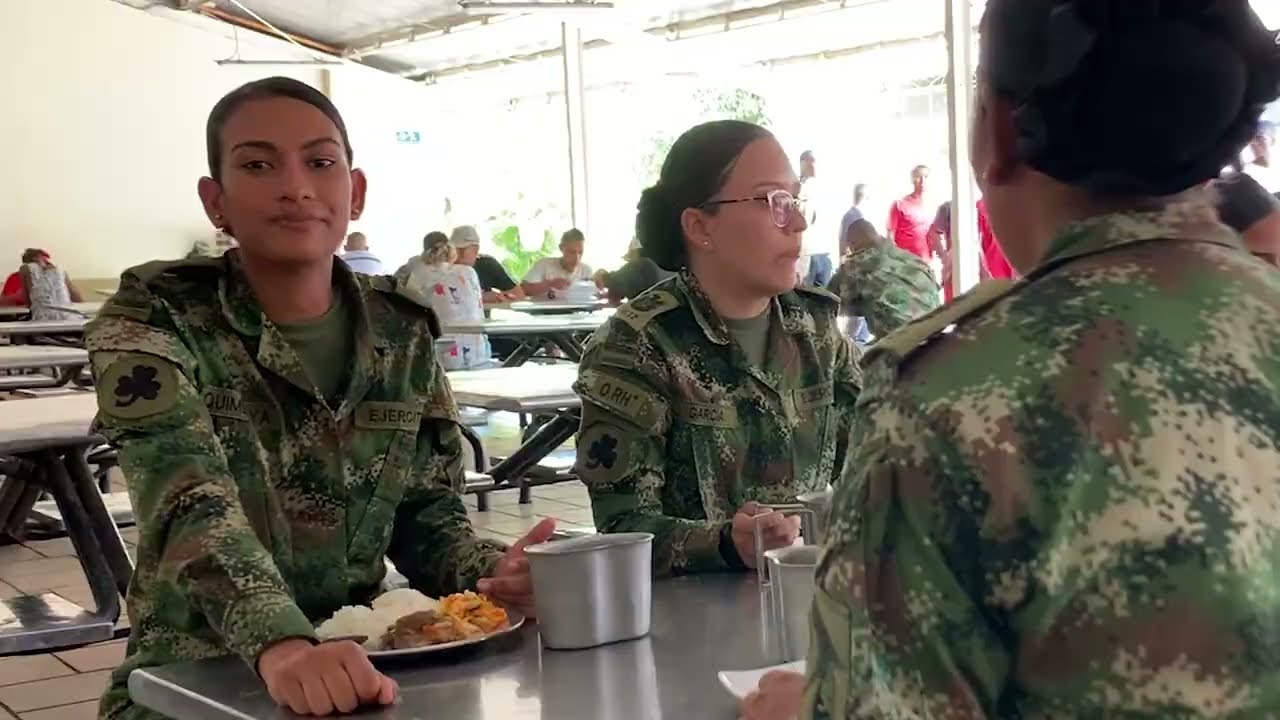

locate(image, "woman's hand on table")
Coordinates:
477 517 557 617
739 670 806 720
258 638 397 716
731 502 802 569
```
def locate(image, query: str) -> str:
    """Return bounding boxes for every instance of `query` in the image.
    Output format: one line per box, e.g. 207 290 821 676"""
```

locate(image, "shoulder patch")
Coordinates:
614 290 680 332
97 354 181 420
575 422 635 487
871 280 1017 362
126 257 224 284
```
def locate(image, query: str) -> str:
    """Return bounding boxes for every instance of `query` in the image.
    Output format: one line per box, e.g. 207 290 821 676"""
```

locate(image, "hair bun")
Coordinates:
636 184 686 271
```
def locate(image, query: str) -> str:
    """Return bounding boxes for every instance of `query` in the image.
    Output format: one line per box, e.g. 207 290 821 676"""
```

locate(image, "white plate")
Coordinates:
717 660 806 699
367 610 526 660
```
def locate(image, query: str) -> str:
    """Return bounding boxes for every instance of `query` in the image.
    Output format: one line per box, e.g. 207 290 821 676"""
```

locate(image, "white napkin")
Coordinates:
717 660 806 699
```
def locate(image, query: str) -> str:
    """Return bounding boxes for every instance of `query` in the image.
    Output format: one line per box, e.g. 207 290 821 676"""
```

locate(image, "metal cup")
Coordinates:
764 544 820 662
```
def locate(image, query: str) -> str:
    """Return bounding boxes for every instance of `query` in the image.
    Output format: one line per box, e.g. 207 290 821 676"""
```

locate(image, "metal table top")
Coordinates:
0 307 28 320
45 302 103 316
0 346 89 372
130 574 783 720
0 394 100 455
446 365 580 412
0 319 88 337
446 309 610 336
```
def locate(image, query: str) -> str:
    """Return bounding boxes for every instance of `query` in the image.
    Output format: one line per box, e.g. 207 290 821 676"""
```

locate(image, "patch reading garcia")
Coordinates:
575 422 632 485
98 354 181 420
355 402 424 431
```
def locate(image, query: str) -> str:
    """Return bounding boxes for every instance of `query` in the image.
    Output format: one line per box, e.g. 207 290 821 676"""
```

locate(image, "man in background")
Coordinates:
886 165 936 262
450 225 523 303
1245 121 1280 193
797 150 834 286
522 228 593 298
838 183 869 250
339 232 383 275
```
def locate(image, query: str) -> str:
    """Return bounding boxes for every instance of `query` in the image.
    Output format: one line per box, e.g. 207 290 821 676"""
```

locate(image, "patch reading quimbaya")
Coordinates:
98 354 181 420
203 388 249 422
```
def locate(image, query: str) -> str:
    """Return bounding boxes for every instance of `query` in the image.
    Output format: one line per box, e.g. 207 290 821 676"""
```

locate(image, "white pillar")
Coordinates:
561 22 589 234
944 0 980 294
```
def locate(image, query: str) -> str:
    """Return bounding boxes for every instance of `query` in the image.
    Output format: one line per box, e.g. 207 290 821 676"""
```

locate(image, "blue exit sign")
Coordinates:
396 131 422 144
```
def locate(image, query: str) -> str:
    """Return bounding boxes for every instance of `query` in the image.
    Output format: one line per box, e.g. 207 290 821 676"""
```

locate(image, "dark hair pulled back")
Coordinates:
205 76 354 184
636 120 773 271
982 0 1280 196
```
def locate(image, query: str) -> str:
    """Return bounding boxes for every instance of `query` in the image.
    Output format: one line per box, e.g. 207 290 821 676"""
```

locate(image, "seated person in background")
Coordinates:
573 120 860 577
449 225 524 303
1216 170 1280 266
339 231 383 274
396 232 491 370
21 248 82 320
596 238 675 304
743 1 1280 717
828 219 940 339
1 257 26 307
88 77 551 720
521 228 594 299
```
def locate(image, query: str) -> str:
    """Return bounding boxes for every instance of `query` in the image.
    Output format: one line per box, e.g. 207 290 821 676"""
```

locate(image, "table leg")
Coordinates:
548 334 584 363
63 451 132 596
488 410 580 504
501 342 538 368
35 451 120 622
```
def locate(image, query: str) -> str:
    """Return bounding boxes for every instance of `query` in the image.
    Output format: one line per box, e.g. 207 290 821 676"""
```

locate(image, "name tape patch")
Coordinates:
356 401 423 431
682 401 738 429
795 381 834 412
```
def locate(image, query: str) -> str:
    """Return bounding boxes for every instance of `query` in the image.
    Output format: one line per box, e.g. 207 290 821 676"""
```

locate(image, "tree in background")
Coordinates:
640 88 771 185
486 202 565 279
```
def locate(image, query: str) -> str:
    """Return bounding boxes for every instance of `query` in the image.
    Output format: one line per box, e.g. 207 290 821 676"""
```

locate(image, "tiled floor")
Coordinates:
0 410 595 718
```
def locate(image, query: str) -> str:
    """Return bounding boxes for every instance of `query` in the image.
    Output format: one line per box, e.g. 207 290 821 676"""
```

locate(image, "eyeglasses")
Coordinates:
701 189 806 228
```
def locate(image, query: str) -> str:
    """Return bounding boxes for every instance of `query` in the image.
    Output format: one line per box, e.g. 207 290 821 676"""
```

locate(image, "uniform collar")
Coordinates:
216 251 387 408
1038 202 1243 270
678 271 813 344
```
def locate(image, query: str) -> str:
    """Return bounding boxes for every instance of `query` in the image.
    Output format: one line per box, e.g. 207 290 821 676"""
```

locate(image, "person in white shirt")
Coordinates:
340 232 384 275
395 231 490 370
521 228 594 299
1244 121 1280 193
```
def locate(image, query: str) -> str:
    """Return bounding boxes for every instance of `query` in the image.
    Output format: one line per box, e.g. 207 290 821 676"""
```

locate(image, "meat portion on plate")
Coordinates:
380 610 487 650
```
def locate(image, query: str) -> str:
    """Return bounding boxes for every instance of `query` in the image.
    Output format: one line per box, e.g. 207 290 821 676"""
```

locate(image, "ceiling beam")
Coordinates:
195 6 344 56
403 0 867 82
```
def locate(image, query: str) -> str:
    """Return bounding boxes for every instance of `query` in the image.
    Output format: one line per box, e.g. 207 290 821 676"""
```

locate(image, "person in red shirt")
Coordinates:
0 249 50 306
886 165 936 261
976 198 1016 280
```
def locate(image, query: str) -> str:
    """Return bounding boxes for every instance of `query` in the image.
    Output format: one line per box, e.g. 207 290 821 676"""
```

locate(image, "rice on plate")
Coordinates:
316 589 441 650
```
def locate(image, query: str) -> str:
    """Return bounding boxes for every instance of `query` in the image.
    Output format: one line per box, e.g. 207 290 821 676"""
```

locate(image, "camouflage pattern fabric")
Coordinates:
573 272 861 577
88 252 504 720
806 203 1280 718
829 239 940 339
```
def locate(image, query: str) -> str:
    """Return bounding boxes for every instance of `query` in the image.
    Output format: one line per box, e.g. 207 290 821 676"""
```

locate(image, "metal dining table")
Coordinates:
0 394 133 653
446 365 581 503
0 319 88 341
447 308 611 366
130 573 787 720
0 346 91 390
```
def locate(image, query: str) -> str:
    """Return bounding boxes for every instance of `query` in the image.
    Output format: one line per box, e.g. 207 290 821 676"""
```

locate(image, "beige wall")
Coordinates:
0 0 324 281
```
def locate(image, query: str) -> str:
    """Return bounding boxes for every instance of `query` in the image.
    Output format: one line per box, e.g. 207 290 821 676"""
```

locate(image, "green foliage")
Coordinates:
489 223 558 280
640 88 771 184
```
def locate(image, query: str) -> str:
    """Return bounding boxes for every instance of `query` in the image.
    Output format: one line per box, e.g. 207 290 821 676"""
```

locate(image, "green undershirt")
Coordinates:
275 288 355 404
723 308 771 367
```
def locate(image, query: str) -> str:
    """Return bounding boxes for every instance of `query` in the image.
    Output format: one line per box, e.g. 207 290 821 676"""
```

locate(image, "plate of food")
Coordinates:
315 589 524 658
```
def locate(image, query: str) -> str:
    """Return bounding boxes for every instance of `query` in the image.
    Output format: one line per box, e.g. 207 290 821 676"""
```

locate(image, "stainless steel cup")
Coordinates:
764 544 820 662
525 533 654 650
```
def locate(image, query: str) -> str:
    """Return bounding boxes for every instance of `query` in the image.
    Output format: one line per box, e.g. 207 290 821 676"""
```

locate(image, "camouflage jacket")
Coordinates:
807 204 1280 718
573 272 861 577
829 240 940 339
88 252 503 719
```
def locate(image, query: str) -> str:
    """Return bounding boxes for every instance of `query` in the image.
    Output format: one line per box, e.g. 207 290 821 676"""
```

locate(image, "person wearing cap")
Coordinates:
19 248 82 320
742 0 1280 718
448 225 523 303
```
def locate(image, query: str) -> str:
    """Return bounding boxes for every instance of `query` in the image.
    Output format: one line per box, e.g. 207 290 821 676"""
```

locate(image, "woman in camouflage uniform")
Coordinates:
88 78 552 719
743 1 1280 718
573 121 861 577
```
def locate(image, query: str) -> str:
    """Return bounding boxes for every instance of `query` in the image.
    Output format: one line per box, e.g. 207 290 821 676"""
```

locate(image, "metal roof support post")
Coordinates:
561 22 590 234
944 0 979 294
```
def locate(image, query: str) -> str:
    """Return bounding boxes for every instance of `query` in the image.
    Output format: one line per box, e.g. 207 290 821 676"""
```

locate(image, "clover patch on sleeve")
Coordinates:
575 423 633 486
97 354 181 420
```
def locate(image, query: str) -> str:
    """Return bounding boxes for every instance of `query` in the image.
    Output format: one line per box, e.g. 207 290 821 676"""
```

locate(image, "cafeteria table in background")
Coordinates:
45 302 103 317
0 318 88 344
447 308 611 367
447 365 581 505
130 574 785 720
0 394 133 654
0 346 91 390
